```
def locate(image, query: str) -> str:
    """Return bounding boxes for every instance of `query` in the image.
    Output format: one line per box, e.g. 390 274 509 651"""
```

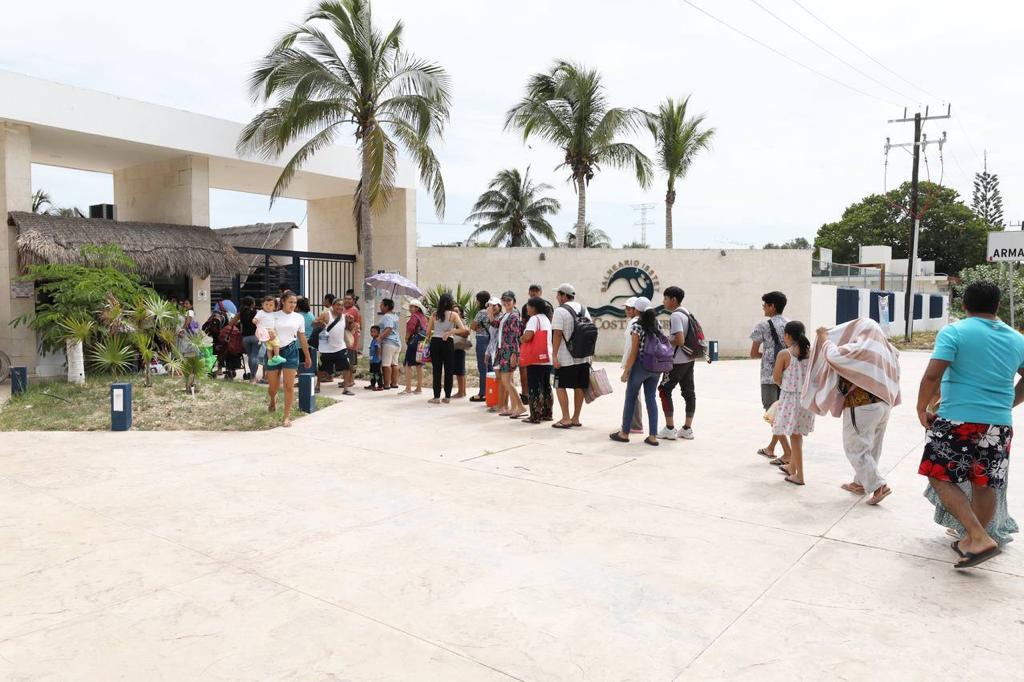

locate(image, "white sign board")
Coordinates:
986 231 1024 262
818 247 832 271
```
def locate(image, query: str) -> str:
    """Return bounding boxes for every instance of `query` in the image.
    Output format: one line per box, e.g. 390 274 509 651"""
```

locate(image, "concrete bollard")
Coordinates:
708 340 719 363
298 373 316 414
110 382 132 431
10 367 28 396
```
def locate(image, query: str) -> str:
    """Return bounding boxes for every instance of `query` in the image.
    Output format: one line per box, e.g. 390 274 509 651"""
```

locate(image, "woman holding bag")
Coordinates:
401 299 428 395
520 297 553 423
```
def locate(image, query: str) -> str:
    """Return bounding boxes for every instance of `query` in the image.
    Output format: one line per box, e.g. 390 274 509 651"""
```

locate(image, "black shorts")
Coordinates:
555 363 590 390
320 350 350 374
919 418 1011 489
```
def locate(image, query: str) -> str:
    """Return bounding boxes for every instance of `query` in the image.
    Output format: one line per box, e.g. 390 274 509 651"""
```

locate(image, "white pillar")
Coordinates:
0 123 35 372
113 155 212 321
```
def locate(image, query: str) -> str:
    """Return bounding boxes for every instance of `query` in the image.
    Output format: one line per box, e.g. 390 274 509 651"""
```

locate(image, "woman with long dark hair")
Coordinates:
424 292 467 403
265 292 313 427
610 297 662 445
520 296 553 423
469 290 492 402
236 296 260 383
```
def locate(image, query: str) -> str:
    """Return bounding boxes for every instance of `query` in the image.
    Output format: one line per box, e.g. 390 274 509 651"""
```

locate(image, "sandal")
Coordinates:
866 486 892 506
756 448 774 458
784 475 804 486
469 395 485 402
428 398 441 404
552 422 572 429
609 432 629 442
840 483 866 494
769 457 789 466
644 437 659 447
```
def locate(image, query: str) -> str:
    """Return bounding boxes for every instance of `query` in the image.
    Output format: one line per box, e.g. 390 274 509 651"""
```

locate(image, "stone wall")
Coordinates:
416 247 813 357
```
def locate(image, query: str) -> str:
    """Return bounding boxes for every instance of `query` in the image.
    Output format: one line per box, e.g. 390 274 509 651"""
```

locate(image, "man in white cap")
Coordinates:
621 297 644 433
551 283 594 428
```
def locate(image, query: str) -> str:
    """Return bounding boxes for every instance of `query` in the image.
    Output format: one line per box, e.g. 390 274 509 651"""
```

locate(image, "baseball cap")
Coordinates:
632 296 652 312
487 297 501 306
500 290 516 301
556 283 576 296
624 296 637 309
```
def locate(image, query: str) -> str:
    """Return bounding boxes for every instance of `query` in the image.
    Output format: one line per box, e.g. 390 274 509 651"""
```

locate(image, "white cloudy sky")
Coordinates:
2 0 1021 249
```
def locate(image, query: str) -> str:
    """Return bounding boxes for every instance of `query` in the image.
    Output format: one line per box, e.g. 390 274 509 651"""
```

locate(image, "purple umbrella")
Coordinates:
364 272 423 299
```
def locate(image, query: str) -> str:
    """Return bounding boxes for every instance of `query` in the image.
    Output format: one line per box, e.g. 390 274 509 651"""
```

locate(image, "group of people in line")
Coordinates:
185 276 1019 569
749 282 1020 570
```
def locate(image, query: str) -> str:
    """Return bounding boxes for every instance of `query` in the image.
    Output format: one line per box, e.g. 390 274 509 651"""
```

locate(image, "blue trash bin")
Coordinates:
110 382 132 431
10 367 28 396
298 373 316 414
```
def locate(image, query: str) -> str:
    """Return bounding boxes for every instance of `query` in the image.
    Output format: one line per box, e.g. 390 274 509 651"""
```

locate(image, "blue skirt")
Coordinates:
265 341 300 370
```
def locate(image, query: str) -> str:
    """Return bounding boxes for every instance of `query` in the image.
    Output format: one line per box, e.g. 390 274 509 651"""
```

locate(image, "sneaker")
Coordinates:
658 427 677 440
677 427 694 440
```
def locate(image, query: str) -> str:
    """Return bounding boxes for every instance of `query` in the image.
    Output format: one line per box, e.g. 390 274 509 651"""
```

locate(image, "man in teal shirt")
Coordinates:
917 281 1024 569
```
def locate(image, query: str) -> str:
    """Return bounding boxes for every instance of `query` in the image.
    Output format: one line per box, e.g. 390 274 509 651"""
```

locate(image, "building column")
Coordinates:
0 123 35 372
113 155 213 320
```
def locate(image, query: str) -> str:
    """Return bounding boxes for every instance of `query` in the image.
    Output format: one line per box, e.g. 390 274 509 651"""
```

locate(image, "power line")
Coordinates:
748 0 914 102
787 0 937 100
679 0 898 106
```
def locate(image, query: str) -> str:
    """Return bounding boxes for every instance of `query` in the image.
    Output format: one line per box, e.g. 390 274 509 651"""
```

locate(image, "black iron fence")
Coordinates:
211 247 356 314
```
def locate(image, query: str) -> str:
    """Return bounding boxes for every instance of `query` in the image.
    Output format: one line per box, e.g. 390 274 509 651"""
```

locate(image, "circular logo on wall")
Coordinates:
588 260 661 318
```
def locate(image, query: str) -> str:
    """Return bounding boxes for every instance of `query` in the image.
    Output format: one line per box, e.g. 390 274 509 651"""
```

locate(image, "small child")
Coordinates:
368 325 384 390
254 295 283 367
771 320 815 486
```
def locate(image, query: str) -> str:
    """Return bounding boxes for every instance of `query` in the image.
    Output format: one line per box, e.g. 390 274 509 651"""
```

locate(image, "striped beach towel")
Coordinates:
801 318 901 417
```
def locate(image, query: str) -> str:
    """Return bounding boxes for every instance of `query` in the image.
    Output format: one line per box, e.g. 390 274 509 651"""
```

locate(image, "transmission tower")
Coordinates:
632 203 656 246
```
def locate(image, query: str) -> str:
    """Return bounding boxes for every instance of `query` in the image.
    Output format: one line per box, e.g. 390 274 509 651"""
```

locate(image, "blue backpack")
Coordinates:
640 331 675 372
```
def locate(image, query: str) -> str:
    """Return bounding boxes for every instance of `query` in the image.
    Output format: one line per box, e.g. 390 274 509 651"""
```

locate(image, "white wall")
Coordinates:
417 247 813 357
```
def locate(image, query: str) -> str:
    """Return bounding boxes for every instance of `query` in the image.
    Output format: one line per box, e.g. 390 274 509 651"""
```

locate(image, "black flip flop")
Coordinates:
644 438 660 447
552 422 572 429
955 546 1001 569
951 541 965 558
784 475 804 486
569 423 583 428
609 432 629 442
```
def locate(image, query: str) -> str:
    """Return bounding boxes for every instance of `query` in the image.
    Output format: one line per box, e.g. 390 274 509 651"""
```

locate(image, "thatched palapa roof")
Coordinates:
11 211 249 278
214 222 296 249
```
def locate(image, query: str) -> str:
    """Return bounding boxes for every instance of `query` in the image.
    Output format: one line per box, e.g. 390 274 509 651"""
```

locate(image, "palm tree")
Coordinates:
642 96 715 249
32 190 53 214
466 168 561 247
505 60 651 248
565 222 611 248
237 0 451 343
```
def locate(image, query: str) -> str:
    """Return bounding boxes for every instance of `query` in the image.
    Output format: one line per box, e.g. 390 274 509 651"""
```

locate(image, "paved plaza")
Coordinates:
1 352 1021 680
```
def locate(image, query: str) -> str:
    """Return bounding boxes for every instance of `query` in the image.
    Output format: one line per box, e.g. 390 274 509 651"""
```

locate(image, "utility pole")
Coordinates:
886 104 951 342
632 203 656 246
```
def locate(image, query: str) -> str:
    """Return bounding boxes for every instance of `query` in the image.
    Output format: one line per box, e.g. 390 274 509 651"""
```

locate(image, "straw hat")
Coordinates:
407 298 425 313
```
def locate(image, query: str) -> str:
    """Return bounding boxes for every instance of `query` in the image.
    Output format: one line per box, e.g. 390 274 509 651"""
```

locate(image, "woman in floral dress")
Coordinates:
772 321 814 485
493 290 525 418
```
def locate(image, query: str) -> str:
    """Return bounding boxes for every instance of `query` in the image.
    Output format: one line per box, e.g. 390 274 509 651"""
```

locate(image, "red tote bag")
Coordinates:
519 329 550 367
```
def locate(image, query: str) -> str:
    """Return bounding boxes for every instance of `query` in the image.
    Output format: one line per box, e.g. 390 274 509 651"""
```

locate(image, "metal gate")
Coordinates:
215 246 356 314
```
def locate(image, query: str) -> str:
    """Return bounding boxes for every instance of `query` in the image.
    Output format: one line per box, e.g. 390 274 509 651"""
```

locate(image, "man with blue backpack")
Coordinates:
610 297 673 446
658 285 705 440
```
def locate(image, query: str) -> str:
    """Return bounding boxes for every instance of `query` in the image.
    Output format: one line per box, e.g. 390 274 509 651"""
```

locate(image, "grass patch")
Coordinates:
890 331 938 351
0 374 336 431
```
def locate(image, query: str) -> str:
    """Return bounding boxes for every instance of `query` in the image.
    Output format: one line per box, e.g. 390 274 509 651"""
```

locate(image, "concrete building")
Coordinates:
0 71 417 374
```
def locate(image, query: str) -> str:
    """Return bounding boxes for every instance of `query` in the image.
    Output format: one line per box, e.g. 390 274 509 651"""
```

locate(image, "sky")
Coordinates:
3 0 1022 250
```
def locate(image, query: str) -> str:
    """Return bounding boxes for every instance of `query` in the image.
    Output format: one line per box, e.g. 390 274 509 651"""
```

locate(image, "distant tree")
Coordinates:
763 237 811 249
506 60 651 248
466 168 560 246
972 152 1004 228
564 223 611 248
814 181 992 275
641 96 715 249
32 190 52 214
622 240 649 248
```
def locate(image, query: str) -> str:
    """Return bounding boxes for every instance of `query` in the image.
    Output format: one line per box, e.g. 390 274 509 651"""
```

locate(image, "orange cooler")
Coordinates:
485 372 499 407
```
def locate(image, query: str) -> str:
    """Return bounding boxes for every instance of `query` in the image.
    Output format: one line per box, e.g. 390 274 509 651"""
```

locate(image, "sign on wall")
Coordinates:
987 231 1024 262
588 260 661 318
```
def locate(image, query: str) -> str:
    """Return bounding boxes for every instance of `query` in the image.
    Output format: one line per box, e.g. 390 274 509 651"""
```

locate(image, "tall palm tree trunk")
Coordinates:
575 175 587 249
665 186 676 249
359 136 375 353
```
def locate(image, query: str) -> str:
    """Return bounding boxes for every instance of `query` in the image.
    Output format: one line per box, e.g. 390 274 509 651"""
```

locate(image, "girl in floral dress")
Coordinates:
494 291 525 418
772 321 814 485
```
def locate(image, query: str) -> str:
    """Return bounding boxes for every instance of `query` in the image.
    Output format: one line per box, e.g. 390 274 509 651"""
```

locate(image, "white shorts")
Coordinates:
381 343 401 366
